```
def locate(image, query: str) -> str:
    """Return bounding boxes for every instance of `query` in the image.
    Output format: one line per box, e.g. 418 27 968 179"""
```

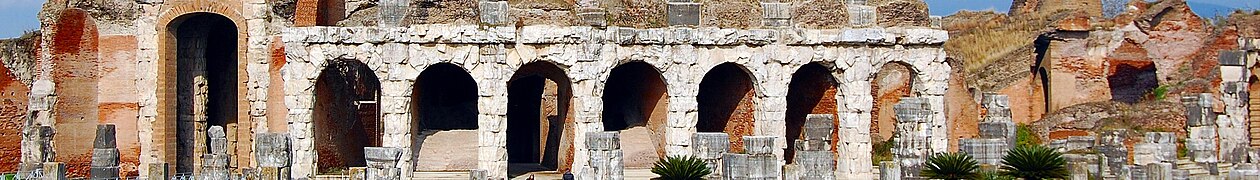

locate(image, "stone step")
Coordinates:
411 171 470 180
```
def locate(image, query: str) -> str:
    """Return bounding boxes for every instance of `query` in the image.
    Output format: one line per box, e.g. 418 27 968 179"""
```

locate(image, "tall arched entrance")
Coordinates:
506 62 574 177
411 63 479 171
870 62 915 164
601 62 669 168
697 63 757 152
784 63 839 164
166 12 243 174
312 59 382 174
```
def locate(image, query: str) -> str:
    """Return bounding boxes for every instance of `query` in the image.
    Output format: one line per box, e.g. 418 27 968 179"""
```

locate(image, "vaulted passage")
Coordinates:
1107 60 1158 103
784 63 839 164
507 62 574 177
697 63 757 152
50 9 99 177
411 63 479 171
601 62 669 168
171 13 240 174
313 59 381 174
870 62 914 163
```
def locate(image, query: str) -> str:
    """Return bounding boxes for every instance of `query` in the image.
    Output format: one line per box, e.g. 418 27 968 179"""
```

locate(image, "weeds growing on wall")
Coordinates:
871 135 895 166
1015 124 1041 147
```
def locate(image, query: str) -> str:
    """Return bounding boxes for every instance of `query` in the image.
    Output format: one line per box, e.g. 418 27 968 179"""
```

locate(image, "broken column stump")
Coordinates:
1184 94 1220 175
585 131 624 180
364 147 404 180
201 126 231 180
692 132 730 179
90 124 120 179
255 133 291 180
893 97 932 179
787 114 836 180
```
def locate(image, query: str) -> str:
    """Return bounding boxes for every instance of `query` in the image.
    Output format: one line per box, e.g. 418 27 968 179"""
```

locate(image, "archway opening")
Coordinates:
697 63 757 152
601 62 669 168
1106 60 1158 103
870 62 915 164
313 59 381 174
506 62 574 177
784 63 839 164
411 63 479 171
170 13 239 174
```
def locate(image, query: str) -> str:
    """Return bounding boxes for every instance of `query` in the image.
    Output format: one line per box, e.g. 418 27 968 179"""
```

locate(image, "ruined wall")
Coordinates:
0 54 29 172
281 25 950 179
871 63 914 141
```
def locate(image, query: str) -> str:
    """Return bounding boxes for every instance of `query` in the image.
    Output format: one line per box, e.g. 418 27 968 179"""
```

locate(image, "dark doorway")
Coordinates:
784 63 839 164
601 62 669 168
697 63 757 152
172 13 238 174
506 62 573 177
411 63 479 171
312 59 382 174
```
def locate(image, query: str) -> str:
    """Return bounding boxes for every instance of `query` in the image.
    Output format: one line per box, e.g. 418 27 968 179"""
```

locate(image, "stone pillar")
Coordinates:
893 97 932 179
959 138 1005 168
1127 165 1147 180
1219 50 1250 163
1184 93 1220 174
91 124 120 179
1134 132 1177 166
42 162 66 180
1144 162 1172 180
478 1 510 26
745 136 780 179
979 93 1016 148
20 125 55 178
201 126 231 179
1097 130 1128 175
693 132 730 179
377 0 409 27
585 131 624 180
722 153 750 180
145 163 169 180
760 0 790 27
788 114 836 180
879 161 900 180
363 147 404 180
1069 162 1089 180
255 133 290 180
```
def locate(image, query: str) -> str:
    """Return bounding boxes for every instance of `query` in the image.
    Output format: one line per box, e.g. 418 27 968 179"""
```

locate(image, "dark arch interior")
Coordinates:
411 63 480 171
697 63 756 152
784 63 839 164
506 62 573 177
313 59 382 174
601 62 669 168
172 13 238 174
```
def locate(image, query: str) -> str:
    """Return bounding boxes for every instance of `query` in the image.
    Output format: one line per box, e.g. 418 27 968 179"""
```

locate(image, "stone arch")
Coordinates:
784 63 840 164
158 11 248 174
506 61 575 177
869 61 916 162
49 8 99 178
697 62 758 152
313 58 382 174
601 61 669 168
294 0 345 26
411 63 480 171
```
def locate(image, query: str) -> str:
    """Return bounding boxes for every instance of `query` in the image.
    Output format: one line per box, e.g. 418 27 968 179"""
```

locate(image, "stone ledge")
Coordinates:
283 25 949 46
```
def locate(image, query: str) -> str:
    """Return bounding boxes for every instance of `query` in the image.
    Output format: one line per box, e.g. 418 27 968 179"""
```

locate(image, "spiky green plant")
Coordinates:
920 152 980 180
651 155 711 180
975 170 1016 180
1000 145 1069 180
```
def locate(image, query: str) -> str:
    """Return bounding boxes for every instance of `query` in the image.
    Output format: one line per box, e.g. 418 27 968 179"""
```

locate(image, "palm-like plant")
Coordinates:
920 152 980 180
651 156 711 180
1000 145 1069 180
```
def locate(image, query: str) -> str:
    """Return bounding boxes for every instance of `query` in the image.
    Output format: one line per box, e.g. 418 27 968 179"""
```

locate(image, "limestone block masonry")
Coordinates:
281 25 950 179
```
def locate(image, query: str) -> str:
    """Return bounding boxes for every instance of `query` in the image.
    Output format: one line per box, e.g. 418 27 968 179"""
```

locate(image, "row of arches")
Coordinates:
308 59 919 177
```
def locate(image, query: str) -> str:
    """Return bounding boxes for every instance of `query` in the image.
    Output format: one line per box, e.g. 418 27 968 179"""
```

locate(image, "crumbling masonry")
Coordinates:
3 0 952 179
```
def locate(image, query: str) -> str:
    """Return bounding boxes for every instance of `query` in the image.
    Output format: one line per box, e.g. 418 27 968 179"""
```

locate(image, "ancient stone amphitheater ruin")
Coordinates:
1 0 956 179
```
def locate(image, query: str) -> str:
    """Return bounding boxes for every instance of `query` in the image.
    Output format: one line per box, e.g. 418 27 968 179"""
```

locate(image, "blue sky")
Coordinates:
0 0 1258 38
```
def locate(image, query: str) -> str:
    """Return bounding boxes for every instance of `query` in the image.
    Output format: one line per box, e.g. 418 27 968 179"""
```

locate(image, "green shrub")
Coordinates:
1015 124 1041 147
975 170 1016 180
921 152 980 180
871 135 895 166
1000 145 1069 180
651 156 711 180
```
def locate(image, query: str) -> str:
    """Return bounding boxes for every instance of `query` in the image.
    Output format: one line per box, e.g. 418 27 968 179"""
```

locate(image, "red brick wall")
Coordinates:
784 64 839 163
50 9 100 178
96 35 140 176
267 36 288 132
871 63 913 142
698 63 757 152
0 56 29 172
294 0 344 26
